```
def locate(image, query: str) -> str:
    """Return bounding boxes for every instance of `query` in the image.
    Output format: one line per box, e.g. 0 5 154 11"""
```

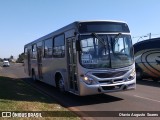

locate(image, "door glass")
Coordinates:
68 38 78 91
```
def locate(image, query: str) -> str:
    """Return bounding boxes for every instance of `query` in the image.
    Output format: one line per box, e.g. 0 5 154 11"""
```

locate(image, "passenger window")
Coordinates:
24 47 28 55
32 44 37 59
53 34 65 58
44 38 53 58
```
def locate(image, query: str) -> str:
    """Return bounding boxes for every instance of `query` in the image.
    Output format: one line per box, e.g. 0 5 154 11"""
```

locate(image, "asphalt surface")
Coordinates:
0 63 160 120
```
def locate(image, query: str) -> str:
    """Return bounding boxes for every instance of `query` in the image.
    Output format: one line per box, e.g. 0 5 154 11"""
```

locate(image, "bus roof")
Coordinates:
24 20 128 47
134 37 160 54
75 20 127 23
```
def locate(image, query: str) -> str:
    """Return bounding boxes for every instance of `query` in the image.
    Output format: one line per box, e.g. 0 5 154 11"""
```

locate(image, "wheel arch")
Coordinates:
54 69 67 88
55 72 63 88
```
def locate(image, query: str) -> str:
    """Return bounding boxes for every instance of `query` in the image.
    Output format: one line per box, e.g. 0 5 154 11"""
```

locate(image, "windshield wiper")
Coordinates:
91 33 108 55
91 33 106 46
112 33 122 46
114 33 122 39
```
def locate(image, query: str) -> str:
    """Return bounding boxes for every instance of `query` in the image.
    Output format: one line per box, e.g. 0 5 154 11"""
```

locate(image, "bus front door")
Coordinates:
67 37 78 93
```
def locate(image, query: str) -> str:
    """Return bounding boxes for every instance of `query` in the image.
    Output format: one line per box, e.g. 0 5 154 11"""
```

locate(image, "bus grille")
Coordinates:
101 85 122 90
98 79 124 84
92 71 127 78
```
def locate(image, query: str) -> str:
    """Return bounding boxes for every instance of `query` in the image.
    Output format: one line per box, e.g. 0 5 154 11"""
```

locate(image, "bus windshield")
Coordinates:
79 34 134 69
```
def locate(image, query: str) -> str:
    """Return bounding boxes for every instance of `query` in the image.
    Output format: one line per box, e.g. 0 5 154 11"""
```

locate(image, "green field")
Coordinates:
0 76 80 120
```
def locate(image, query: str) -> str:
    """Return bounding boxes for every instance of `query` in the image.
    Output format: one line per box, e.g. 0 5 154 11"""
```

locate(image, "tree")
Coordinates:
0 58 3 62
16 53 25 63
10 55 14 59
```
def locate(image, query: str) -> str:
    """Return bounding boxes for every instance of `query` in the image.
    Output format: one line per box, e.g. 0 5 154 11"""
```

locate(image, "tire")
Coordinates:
58 77 65 93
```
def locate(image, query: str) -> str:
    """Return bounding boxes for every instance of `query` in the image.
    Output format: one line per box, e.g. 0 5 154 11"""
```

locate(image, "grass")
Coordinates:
0 76 80 120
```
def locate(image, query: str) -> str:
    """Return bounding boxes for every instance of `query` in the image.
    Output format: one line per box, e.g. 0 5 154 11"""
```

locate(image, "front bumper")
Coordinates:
79 78 136 96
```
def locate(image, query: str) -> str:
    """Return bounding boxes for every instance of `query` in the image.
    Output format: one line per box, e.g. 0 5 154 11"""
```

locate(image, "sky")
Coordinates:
0 0 160 59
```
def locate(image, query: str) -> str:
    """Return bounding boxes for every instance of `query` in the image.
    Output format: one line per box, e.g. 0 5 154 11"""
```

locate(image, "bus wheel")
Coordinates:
31 69 37 82
58 77 65 93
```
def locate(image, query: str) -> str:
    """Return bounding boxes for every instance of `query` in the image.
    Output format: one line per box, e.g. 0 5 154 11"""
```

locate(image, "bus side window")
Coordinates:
24 47 28 58
53 34 65 58
44 38 53 58
32 44 37 59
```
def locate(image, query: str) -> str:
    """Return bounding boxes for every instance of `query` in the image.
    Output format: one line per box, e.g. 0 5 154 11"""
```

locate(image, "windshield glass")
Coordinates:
79 34 134 69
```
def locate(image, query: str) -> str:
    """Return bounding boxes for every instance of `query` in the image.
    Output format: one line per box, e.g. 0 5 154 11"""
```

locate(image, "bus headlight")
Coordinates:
127 69 136 81
82 75 96 85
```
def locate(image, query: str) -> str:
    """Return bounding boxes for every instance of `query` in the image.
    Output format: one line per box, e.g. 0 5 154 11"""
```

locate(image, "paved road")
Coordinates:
0 63 160 120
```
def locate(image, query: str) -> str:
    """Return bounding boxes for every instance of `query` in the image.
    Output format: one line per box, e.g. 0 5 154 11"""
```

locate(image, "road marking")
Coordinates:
134 95 160 103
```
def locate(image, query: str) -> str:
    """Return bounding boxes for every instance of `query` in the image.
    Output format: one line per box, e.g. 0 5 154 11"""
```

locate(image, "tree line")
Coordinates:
0 53 24 63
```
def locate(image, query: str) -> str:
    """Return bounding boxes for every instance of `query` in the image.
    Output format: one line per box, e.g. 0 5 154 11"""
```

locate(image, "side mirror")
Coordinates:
76 40 81 51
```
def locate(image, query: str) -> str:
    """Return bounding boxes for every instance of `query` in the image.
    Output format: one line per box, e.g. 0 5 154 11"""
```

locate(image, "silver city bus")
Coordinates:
24 20 136 96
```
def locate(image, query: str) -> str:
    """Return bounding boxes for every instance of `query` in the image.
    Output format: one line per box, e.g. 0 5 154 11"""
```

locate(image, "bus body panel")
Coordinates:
25 28 77 88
